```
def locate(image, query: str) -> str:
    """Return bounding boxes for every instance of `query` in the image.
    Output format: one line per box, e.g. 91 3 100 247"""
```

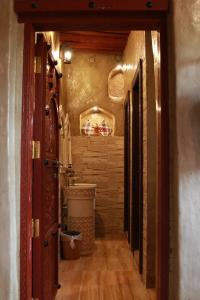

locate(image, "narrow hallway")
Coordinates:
56 237 156 300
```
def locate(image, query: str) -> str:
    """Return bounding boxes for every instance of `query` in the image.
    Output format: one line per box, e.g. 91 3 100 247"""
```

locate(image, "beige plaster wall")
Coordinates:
0 0 23 299
61 50 124 136
123 31 157 287
169 0 200 299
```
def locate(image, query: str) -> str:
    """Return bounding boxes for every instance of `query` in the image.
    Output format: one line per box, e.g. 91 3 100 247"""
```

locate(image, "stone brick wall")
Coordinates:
71 136 124 238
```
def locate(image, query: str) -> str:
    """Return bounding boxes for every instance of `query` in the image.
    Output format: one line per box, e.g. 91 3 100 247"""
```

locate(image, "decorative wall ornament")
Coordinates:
108 65 125 103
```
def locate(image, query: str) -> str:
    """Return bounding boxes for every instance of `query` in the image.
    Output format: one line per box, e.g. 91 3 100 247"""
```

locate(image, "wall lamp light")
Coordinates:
60 44 73 64
64 49 73 64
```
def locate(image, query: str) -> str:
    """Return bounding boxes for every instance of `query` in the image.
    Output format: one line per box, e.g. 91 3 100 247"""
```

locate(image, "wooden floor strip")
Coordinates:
56 238 156 300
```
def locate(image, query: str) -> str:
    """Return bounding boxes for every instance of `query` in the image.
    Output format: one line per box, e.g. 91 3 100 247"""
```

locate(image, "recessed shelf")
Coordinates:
80 106 115 136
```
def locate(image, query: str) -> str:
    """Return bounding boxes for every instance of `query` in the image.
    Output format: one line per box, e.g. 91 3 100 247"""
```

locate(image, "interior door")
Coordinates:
131 60 143 273
32 33 60 300
124 92 131 241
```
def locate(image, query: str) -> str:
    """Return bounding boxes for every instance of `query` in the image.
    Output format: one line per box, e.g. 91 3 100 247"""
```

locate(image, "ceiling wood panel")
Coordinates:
59 31 130 54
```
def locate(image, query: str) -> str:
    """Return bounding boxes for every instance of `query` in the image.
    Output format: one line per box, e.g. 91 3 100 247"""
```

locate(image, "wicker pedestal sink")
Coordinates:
65 183 96 255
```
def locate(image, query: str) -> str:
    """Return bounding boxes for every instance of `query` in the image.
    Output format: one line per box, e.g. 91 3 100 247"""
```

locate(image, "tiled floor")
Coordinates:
56 238 156 300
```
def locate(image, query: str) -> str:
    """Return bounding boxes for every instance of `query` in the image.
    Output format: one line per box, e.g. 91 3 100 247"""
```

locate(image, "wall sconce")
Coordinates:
60 44 73 64
64 49 73 64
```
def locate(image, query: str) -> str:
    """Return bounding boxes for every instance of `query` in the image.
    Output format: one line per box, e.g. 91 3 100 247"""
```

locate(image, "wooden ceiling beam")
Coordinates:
59 31 129 53
14 0 169 15
60 31 129 38
60 35 126 44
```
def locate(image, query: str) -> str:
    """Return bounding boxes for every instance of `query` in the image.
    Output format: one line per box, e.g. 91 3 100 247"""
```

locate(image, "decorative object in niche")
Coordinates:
80 106 115 136
82 119 112 136
108 65 125 103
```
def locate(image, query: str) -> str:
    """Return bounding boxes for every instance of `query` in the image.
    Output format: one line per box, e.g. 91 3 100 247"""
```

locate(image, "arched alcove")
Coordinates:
80 106 115 136
108 66 125 103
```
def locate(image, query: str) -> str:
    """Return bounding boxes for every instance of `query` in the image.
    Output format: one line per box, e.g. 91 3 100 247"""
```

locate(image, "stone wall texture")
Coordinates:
71 136 124 238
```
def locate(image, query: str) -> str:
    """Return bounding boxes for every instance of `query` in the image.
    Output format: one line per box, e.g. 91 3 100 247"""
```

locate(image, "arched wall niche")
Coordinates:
108 66 125 103
80 106 115 136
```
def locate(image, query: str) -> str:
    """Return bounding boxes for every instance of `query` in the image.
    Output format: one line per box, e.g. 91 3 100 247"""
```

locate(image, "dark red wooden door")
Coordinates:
32 33 60 300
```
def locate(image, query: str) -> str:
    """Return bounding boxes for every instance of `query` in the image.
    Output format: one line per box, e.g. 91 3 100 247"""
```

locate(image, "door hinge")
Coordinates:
32 140 41 159
34 56 42 74
32 219 40 238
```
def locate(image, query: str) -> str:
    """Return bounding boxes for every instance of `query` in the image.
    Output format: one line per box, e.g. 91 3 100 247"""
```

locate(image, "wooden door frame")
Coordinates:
131 59 144 274
20 14 169 300
124 91 131 243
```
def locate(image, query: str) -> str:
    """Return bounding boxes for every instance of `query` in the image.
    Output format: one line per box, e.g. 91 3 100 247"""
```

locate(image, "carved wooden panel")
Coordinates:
32 33 59 300
45 66 59 156
43 169 58 232
45 108 57 155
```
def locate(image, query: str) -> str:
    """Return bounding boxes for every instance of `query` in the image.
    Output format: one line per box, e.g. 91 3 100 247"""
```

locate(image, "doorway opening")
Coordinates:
33 29 158 300
19 11 169 299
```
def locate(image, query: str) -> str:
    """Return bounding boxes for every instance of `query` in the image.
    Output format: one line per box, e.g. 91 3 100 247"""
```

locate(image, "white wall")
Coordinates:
0 0 23 299
169 0 200 299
